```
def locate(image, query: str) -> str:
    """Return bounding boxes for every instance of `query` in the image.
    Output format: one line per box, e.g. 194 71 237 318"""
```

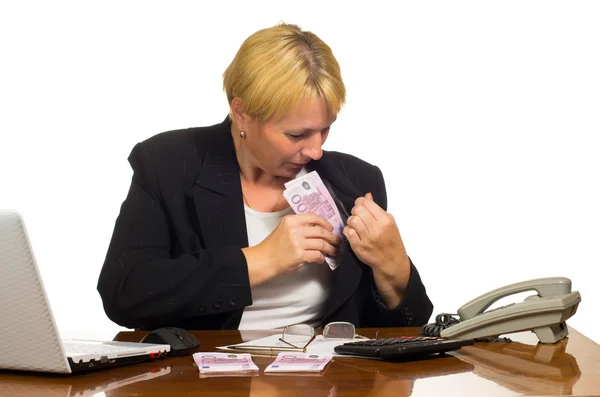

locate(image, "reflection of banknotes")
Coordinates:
264 352 333 373
193 352 259 374
283 171 343 270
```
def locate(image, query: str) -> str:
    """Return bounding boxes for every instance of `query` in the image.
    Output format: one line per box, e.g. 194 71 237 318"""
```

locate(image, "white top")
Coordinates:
238 177 333 330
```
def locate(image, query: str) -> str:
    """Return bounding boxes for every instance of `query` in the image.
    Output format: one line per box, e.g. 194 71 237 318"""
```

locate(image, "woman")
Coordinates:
97 23 433 330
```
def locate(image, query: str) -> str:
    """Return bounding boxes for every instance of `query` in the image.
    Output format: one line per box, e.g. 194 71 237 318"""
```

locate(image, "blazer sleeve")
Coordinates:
361 166 434 327
97 142 252 329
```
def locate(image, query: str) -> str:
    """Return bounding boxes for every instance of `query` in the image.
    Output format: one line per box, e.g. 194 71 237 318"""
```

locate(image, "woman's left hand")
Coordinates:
343 193 411 308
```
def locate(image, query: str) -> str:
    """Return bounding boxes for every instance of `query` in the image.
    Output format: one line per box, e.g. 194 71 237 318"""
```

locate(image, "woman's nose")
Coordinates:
301 133 324 160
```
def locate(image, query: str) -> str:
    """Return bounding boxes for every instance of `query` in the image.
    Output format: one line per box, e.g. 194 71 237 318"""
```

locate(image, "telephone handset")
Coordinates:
434 277 581 343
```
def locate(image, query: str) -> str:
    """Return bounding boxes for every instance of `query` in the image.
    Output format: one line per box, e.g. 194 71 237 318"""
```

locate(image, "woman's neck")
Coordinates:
232 125 286 187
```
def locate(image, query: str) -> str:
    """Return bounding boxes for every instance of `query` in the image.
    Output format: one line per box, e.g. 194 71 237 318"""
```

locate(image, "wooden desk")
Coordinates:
1 327 598 396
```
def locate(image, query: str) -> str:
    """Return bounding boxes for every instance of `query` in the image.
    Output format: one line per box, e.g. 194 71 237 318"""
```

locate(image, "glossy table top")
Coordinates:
0 326 598 396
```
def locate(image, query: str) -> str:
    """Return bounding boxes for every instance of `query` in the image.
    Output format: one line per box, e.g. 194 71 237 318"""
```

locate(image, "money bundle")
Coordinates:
193 352 259 375
283 171 344 270
264 352 333 373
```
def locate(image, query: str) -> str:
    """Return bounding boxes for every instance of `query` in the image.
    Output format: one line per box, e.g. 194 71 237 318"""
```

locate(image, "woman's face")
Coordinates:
244 97 336 179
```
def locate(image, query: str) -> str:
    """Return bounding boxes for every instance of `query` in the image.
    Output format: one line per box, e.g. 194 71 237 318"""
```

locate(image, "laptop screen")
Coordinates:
0 210 170 374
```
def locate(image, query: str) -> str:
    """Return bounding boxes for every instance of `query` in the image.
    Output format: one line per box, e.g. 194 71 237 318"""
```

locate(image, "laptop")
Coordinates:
0 210 171 374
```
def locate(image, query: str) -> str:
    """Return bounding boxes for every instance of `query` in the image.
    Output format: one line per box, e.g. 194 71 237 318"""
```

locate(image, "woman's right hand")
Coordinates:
242 213 341 287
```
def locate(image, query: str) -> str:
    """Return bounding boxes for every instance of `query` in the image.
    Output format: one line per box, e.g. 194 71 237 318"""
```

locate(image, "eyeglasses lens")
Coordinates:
324 322 355 339
282 324 314 347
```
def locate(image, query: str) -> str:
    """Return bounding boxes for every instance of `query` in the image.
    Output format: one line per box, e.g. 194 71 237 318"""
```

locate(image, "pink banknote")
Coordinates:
193 352 259 374
283 171 343 270
264 352 333 373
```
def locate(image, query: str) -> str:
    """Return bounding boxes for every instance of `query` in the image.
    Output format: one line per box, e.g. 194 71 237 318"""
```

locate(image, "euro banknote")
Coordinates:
283 171 343 270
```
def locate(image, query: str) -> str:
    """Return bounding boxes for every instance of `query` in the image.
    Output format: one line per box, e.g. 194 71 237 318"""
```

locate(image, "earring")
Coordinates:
240 130 246 138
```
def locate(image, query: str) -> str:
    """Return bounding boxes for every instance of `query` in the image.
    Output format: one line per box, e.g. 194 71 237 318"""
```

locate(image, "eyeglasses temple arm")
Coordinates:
302 334 317 351
279 337 302 349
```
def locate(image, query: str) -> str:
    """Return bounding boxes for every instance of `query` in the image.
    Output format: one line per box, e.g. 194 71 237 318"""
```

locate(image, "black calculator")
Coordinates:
334 336 474 361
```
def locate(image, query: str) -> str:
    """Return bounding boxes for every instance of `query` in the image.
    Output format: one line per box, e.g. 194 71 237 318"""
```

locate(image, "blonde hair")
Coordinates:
223 23 346 122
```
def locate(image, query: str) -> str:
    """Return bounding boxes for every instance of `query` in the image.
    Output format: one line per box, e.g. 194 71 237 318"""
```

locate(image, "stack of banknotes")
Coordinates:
282 171 344 270
194 352 258 375
264 352 333 373
193 352 333 375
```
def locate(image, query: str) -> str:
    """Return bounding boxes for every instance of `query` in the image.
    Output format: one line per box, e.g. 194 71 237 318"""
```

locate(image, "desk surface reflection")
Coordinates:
0 326 598 397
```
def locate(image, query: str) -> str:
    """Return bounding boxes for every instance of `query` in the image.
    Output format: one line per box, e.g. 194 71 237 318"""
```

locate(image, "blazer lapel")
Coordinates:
192 123 249 250
311 157 363 212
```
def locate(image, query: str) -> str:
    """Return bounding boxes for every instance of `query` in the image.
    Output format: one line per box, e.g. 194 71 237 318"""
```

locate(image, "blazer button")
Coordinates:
228 298 237 307
197 304 206 314
213 300 222 310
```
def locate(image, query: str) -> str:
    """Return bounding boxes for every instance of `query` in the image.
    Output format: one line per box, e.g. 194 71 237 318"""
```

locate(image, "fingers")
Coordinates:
288 213 334 232
348 193 392 241
343 225 361 245
350 205 375 233
346 212 368 238
301 250 326 265
279 214 340 265
303 238 338 258
353 193 386 220
302 225 341 247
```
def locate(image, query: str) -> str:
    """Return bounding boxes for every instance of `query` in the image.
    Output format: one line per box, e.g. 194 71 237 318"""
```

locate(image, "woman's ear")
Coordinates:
231 97 250 131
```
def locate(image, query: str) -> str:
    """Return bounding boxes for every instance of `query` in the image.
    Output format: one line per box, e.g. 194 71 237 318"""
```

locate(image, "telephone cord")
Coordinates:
421 313 460 337
421 313 512 342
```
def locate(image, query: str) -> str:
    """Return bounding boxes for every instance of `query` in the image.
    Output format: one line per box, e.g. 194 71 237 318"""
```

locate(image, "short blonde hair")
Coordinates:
223 23 346 122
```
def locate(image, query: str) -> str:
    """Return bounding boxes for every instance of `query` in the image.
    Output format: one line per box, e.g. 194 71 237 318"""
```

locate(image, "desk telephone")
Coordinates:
424 277 581 343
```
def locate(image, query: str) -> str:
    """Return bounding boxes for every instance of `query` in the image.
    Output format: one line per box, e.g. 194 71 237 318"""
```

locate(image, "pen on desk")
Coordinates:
226 345 305 352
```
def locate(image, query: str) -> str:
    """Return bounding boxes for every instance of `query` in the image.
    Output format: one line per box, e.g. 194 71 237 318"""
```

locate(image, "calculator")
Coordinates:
333 336 474 361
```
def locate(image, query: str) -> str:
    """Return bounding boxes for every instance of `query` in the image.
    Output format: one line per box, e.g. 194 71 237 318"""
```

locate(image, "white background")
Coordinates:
1 1 598 344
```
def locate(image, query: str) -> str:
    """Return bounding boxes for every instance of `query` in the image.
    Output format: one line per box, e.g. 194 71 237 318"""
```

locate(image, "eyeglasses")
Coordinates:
278 324 316 350
278 322 366 352
229 322 364 353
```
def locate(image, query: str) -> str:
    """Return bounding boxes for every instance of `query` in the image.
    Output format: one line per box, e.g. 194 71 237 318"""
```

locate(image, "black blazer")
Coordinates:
97 118 433 330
